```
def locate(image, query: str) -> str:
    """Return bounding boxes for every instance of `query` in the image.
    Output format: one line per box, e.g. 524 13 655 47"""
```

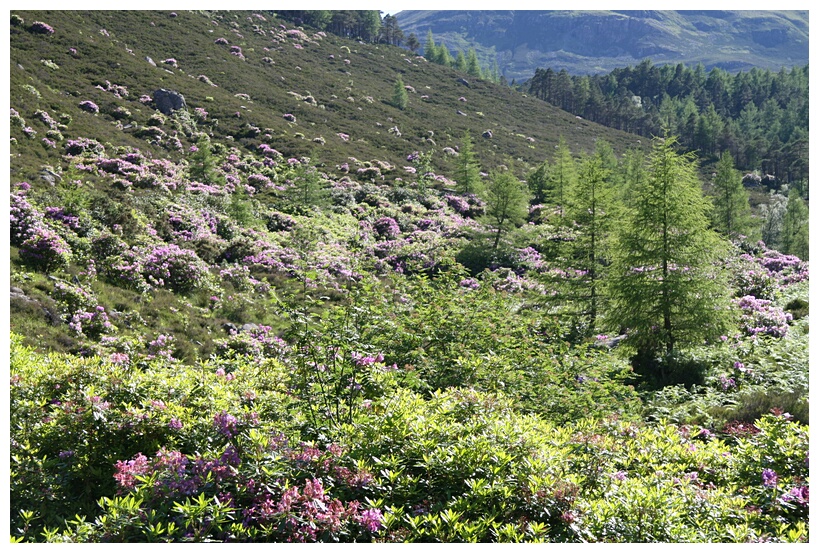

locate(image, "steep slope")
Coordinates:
396 10 809 80
10 9 642 187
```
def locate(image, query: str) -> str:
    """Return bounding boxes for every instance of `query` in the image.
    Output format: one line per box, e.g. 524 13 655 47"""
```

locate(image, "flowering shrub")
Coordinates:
19 225 72 271
78 101 99 114
147 334 176 360
373 217 400 239
52 280 98 314
214 325 288 362
69 306 114 339
10 187 43 246
735 295 792 338
65 137 105 156
142 244 211 293
29 21 55 35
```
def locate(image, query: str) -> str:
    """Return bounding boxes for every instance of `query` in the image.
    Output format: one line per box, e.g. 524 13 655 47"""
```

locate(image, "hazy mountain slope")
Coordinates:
395 10 809 80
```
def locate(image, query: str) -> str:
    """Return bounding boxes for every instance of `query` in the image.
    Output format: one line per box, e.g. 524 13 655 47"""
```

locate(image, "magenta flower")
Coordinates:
762 468 778 488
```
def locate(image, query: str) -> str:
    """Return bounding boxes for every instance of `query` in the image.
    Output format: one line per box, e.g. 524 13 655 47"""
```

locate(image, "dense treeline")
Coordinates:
423 29 503 84
527 61 809 188
274 10 405 46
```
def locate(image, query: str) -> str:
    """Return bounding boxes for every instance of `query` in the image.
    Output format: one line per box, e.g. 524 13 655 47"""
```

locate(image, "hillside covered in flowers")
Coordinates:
8 10 808 543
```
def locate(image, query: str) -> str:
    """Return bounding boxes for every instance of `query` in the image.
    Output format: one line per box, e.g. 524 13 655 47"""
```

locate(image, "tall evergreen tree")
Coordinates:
564 152 617 330
526 159 550 204
424 30 438 62
548 137 577 220
607 136 733 358
405 32 420 53
392 75 408 110
466 48 482 78
482 169 530 249
454 50 467 72
711 152 753 241
455 131 481 194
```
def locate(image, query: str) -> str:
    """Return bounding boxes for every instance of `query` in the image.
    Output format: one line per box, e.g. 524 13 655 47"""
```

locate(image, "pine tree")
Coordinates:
482 169 529 249
392 75 408 110
405 32 420 53
711 151 753 241
455 131 481 194
607 136 733 358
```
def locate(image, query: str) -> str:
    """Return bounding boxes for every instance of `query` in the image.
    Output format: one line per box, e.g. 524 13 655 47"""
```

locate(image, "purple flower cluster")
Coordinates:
283 113 297 123
69 306 113 339
762 468 778 488
78 100 99 114
147 334 176 361
9 187 43 246
735 295 792 338
29 21 55 35
373 217 400 239
230 45 245 60
19 225 72 271
215 325 289 362
95 80 129 99
214 37 229 45
142 244 210 293
65 137 105 157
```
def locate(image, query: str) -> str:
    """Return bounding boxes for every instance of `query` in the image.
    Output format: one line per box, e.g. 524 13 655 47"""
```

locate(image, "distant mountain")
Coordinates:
395 10 809 80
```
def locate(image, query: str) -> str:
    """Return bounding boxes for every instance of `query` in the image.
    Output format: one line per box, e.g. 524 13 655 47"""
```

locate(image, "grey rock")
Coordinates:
153 88 187 115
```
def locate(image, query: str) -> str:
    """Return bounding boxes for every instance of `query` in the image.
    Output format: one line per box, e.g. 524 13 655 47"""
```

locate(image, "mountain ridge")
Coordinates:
395 10 809 80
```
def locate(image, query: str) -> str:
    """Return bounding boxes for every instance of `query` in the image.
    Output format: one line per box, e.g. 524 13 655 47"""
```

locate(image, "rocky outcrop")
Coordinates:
153 89 187 115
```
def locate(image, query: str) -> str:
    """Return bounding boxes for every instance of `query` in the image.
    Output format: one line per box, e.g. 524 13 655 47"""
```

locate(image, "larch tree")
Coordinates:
424 30 437 61
392 75 408 110
548 137 577 221
711 152 753 241
481 169 530 250
527 159 550 204
606 135 733 359
564 151 617 330
455 131 481 194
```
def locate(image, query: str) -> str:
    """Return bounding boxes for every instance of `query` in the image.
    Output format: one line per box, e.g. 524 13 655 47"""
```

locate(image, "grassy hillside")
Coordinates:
10 9 641 183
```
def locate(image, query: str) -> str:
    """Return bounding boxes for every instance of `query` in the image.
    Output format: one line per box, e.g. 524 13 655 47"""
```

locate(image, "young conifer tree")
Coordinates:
455 130 481 194
564 151 617 330
606 135 733 357
482 169 529 249
392 75 408 110
424 30 438 61
548 137 577 221
711 151 753 241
